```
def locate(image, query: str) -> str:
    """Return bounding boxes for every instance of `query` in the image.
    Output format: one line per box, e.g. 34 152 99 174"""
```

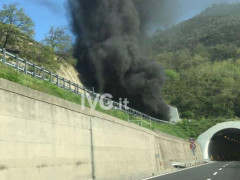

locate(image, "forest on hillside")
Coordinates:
152 3 240 119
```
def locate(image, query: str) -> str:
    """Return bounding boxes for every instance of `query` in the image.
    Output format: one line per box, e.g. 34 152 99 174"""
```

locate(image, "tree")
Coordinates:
43 26 76 65
209 44 237 61
0 3 35 48
43 26 72 55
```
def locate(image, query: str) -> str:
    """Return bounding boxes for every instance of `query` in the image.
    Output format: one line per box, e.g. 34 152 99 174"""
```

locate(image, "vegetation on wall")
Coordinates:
1 62 236 139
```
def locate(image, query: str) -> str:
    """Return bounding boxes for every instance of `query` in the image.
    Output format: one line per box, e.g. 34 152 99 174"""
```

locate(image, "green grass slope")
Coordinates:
1 62 238 139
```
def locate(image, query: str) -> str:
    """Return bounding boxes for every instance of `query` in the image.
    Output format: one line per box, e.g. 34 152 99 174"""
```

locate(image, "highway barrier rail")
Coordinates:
172 160 209 169
0 48 170 125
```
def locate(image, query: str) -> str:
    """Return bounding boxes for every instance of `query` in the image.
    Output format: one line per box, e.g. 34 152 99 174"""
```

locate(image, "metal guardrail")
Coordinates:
172 160 209 169
0 48 170 124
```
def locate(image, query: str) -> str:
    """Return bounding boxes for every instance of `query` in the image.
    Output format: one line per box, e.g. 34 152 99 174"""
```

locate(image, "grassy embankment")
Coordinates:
0 63 235 139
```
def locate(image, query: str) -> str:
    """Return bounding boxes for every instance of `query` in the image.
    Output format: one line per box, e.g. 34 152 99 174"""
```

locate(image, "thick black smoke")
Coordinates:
68 0 170 120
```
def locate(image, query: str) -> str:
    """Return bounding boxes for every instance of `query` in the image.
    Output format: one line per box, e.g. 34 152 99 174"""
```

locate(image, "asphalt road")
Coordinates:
147 161 240 180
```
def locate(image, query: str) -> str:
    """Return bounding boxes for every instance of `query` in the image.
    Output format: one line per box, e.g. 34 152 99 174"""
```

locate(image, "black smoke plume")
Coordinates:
68 0 170 120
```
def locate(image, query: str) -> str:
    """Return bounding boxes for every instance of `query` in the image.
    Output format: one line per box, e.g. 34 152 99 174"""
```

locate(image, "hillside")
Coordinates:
152 3 240 119
152 3 240 54
0 22 82 86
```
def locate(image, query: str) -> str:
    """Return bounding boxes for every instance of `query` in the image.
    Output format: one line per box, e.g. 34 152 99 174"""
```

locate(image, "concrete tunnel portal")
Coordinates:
197 121 240 161
208 128 240 161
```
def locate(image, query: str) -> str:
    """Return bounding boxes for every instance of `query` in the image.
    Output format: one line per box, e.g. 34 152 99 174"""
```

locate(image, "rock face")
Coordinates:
58 63 83 87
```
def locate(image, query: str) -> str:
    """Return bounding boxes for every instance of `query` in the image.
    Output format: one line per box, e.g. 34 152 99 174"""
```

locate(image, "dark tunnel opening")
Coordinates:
208 128 240 161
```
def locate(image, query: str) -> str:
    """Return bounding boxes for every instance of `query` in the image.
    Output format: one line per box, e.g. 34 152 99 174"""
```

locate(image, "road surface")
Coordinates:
147 161 240 180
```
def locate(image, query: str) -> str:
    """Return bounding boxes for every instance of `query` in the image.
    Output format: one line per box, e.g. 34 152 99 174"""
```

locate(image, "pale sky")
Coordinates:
0 0 69 41
1 0 240 42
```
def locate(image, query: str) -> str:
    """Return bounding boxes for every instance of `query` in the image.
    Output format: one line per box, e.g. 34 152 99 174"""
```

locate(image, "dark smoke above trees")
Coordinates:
68 0 170 121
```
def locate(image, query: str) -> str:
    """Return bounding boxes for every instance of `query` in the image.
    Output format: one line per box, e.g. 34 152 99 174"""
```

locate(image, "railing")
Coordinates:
0 48 170 124
172 160 209 169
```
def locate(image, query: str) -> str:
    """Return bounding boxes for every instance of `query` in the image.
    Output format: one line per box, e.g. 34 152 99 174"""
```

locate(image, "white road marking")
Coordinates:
206 179 211 180
213 172 218 176
219 168 222 171
141 162 213 180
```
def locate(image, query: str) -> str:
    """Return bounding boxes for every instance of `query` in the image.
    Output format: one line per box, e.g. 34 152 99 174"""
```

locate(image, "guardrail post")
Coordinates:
42 67 45 80
150 117 152 129
74 83 77 93
92 93 95 101
56 74 59 87
63 78 65 88
49 72 52 83
2 48 6 64
15 54 19 72
84 88 86 97
76 84 79 94
69 80 71 91
24 60 27 74
33 64 36 78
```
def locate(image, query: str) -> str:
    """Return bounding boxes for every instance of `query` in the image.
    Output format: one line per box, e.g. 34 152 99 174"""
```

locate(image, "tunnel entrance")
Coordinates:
208 128 240 161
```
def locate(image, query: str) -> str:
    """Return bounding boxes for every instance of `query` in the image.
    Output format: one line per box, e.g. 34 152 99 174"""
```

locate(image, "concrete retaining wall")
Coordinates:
0 78 203 180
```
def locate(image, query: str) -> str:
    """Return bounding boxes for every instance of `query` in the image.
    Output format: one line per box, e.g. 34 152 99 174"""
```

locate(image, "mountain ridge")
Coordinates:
152 3 240 119
152 3 240 53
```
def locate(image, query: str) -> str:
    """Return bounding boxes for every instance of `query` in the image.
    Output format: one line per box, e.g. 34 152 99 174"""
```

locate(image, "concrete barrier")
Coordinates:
0 78 203 180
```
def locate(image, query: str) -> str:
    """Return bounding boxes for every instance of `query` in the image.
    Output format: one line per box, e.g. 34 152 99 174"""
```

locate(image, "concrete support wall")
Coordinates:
0 78 203 180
